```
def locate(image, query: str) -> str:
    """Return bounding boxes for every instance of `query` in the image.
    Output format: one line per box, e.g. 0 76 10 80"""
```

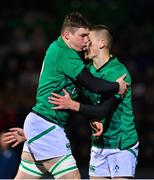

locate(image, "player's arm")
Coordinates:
76 67 128 95
48 89 120 119
78 96 120 119
48 89 104 137
58 55 128 96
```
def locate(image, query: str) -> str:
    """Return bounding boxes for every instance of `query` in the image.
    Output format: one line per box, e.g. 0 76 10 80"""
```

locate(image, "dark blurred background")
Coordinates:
0 0 154 179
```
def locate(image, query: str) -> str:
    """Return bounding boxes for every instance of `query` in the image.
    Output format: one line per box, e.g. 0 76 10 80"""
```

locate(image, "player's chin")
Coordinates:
77 48 83 52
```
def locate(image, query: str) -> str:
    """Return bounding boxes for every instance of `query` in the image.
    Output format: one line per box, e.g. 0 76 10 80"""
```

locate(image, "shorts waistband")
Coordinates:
31 110 56 124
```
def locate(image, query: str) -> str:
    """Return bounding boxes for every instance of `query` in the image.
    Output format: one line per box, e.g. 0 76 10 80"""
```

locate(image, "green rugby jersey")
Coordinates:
32 36 84 127
83 57 138 149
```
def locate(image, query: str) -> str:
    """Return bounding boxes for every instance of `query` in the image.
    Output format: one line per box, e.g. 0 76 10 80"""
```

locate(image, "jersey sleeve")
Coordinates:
76 67 119 95
79 95 120 119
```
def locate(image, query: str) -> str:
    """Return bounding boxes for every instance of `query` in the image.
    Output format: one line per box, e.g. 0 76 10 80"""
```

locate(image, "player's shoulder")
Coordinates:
106 56 131 83
111 56 130 73
56 40 80 60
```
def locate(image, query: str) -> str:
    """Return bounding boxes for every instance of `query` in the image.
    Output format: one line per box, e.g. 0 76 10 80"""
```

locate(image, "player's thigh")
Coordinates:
43 154 80 179
15 170 40 179
90 176 110 179
59 169 80 179
15 151 46 179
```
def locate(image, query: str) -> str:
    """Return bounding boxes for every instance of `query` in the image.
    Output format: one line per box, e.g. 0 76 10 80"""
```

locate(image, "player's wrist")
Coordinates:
69 100 80 111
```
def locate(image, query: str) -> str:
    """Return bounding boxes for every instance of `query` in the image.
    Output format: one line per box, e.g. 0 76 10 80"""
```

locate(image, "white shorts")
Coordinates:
23 112 72 161
89 142 139 178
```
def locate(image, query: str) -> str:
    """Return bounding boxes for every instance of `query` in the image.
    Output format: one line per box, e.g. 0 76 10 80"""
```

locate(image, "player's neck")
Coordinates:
93 51 110 69
62 36 72 49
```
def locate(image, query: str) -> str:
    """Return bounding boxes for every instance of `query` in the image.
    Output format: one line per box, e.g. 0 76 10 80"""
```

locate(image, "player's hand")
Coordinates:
48 89 77 110
2 128 26 148
116 74 129 95
90 121 103 137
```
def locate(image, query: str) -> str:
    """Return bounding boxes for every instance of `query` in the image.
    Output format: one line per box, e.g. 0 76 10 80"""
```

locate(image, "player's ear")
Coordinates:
99 39 105 49
64 31 70 40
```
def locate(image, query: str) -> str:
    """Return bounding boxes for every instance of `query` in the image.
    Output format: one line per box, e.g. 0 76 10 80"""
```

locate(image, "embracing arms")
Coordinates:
76 67 128 95
48 89 120 120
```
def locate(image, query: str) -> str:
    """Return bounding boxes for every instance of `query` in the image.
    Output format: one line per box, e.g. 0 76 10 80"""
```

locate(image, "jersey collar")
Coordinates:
96 56 115 72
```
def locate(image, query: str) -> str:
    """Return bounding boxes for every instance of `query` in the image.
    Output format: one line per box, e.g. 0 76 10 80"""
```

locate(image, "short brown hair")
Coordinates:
90 24 113 50
61 12 90 35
